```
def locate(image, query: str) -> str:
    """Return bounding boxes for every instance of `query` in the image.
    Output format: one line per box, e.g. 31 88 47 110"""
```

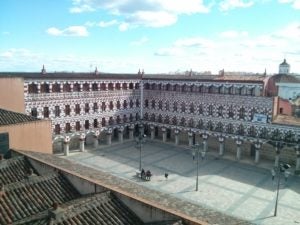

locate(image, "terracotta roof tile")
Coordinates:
0 173 80 225
0 108 40 126
0 156 34 185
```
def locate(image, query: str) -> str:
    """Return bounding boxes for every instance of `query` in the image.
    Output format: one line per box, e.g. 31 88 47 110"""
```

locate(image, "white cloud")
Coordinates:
274 22 300 39
175 37 215 48
154 47 183 56
219 0 254 11
119 22 130 31
46 26 89 37
98 20 118 27
130 37 149 46
278 0 300 9
70 0 210 28
219 30 248 38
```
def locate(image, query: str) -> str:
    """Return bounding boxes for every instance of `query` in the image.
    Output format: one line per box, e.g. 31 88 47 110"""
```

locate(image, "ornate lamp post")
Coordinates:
135 133 146 171
272 162 291 216
192 142 205 191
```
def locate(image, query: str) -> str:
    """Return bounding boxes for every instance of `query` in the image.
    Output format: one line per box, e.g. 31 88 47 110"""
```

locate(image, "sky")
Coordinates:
0 0 300 74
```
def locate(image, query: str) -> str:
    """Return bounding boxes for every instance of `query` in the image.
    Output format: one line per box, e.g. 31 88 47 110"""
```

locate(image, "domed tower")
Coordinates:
279 59 290 74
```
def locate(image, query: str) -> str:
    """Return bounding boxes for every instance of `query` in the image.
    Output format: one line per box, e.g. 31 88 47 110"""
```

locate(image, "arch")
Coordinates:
215 122 223 132
144 83 150 90
92 82 98 91
181 102 186 113
237 124 245 135
180 117 186 126
117 100 121 109
150 114 156 122
226 123 234 134
109 101 114 110
144 99 149 108
172 116 177 125
52 83 60 92
108 83 114 91
116 83 121 90
100 83 106 91
129 82 134 89
189 103 195 113
166 83 171 91
40 83 50 93
197 119 203 129
188 118 194 127
28 83 38 94
82 82 90 91
164 115 170 124
158 114 163 123
73 83 81 92
206 121 214 131
122 82 128 90
249 126 257 137
63 83 71 92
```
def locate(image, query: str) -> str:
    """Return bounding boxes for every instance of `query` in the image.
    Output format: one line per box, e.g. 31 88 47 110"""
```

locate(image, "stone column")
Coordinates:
93 130 100 149
64 137 70 156
218 136 225 157
118 126 124 143
129 124 134 140
188 131 193 147
254 142 261 164
174 129 180 146
106 129 112 145
295 145 300 172
139 123 144 136
236 139 243 161
202 133 208 152
150 125 155 140
79 133 85 152
162 127 167 142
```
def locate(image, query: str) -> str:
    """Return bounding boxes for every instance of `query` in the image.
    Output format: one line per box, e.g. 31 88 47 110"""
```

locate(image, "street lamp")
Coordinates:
192 142 205 191
135 133 146 171
272 162 291 217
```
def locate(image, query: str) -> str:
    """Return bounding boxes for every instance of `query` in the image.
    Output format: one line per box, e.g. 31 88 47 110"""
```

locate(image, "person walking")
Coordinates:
164 172 169 180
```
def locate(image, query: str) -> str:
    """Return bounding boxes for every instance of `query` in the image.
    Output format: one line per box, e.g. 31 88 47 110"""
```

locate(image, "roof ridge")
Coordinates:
3 172 58 190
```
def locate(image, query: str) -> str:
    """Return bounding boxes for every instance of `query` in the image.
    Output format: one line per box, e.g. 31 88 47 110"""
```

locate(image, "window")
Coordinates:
55 106 60 117
144 99 149 108
75 104 80 114
151 100 155 109
43 107 49 118
82 83 89 91
117 101 121 109
136 99 140 107
65 123 71 133
109 101 114 110
94 119 98 128
85 103 89 113
31 108 37 118
130 100 134 108
73 83 81 92
239 107 245 119
101 118 106 126
54 124 60 134
93 103 98 112
101 102 106 111
92 83 98 91
85 120 89 129
123 100 127 109
76 121 80 131
65 105 71 116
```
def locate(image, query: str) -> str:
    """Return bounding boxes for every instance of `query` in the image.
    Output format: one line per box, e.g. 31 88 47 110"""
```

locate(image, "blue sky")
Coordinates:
1 0 300 74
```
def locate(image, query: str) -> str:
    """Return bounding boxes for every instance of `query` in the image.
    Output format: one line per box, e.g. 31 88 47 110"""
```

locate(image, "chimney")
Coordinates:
50 202 65 220
26 168 36 179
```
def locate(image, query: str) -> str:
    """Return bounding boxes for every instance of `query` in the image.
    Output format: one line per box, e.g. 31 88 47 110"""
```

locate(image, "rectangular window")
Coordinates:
65 105 70 116
55 106 60 117
75 104 80 114
43 107 49 118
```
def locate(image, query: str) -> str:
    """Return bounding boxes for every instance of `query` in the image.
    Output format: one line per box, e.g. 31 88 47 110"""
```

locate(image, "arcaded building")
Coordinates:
0 61 299 172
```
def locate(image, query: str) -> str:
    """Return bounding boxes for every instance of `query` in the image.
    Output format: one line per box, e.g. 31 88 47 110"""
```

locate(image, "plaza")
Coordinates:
64 140 300 225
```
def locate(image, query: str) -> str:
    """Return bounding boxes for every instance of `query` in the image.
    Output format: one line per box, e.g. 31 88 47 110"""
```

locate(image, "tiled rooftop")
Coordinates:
20 192 144 225
0 156 34 185
0 108 39 126
16 150 252 225
0 173 80 225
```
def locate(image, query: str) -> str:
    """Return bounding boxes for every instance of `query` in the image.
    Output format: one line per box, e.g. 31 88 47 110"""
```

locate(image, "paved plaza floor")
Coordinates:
65 141 300 225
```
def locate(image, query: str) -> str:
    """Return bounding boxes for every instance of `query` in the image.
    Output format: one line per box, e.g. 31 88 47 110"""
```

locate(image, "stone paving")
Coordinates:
65 141 300 225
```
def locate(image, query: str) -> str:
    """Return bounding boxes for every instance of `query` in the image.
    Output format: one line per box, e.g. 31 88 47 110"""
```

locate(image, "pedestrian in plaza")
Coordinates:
165 172 168 180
